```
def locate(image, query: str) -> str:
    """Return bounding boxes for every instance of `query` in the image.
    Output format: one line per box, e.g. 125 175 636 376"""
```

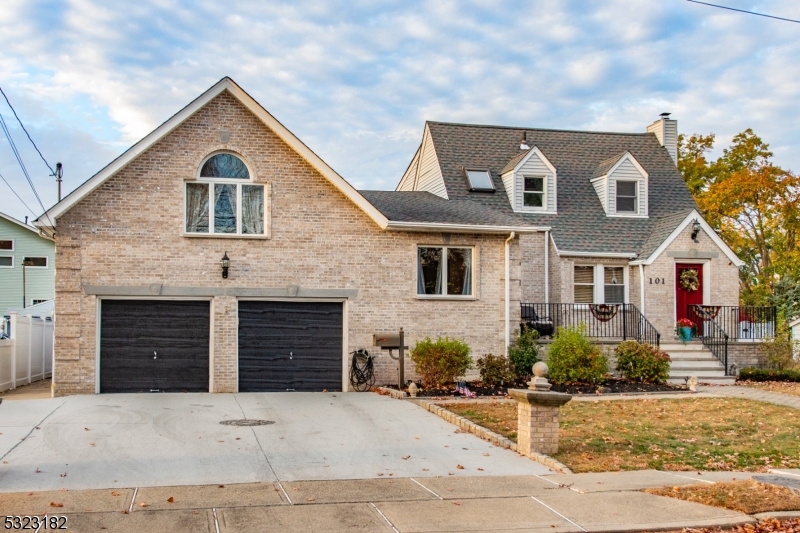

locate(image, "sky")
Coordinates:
1 0 799 224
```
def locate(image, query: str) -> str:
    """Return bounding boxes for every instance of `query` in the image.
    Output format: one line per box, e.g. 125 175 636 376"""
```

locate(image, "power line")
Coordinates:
0 112 56 229
686 0 800 24
0 87 55 174
0 170 37 217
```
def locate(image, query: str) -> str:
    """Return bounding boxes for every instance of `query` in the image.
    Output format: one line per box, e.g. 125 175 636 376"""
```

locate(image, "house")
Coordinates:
36 78 531 396
0 212 55 312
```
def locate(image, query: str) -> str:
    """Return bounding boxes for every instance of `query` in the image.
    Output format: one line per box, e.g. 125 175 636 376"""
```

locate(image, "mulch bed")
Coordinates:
384 378 683 398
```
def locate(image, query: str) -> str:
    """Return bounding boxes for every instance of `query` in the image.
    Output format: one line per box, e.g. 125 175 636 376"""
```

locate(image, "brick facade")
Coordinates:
52 91 520 395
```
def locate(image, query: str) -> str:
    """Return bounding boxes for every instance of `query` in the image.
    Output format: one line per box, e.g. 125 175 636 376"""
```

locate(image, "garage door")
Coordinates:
238 301 343 392
100 300 210 393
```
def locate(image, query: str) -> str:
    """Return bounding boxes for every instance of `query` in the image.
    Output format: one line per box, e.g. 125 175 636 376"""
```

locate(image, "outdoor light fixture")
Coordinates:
691 220 702 242
221 252 230 279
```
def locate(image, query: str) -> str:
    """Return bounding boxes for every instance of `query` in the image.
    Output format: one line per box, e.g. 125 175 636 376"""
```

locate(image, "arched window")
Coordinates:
185 153 265 236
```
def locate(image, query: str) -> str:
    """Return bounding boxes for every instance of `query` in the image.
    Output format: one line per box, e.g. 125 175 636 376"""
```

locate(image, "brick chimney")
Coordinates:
646 113 678 165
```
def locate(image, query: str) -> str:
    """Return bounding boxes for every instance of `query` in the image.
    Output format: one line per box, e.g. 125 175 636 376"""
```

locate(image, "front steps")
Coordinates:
661 341 736 385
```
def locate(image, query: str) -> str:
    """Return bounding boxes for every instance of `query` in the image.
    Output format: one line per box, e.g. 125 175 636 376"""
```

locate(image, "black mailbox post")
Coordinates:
373 328 407 391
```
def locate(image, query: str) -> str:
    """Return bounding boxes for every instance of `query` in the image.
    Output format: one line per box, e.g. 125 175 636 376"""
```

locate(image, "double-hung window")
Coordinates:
417 246 473 297
185 153 265 236
616 181 637 213
523 177 544 208
573 266 594 304
0 239 11 268
574 265 627 303
603 267 624 304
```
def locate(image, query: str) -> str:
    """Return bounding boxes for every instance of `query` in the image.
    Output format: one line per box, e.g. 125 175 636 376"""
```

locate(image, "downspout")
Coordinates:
544 230 550 305
639 264 645 311
505 232 516 356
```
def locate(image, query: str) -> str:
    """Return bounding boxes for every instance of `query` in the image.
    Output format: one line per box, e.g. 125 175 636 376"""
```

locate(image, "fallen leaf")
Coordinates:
218 485 225 488
389 473 394 476
49 502 64 507
111 491 121 496
456 464 465 470
85 428 90 431
60 472 67 477
415 436 420 440
402 455 410 460
377 473 384 476
307 497 315 502
452 501 461 506
477 468 484 471
235 438 240 440
167 497 174 503
422 468 429 471
121 510 128 514
139 503 147 508
35 468 42 473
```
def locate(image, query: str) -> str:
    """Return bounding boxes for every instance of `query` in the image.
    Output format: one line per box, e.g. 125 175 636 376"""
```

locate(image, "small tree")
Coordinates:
410 337 473 388
476 354 515 387
547 324 609 384
508 326 540 378
760 318 798 371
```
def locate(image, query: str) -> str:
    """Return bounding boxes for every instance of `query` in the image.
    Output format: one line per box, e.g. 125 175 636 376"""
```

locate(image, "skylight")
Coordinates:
465 169 494 191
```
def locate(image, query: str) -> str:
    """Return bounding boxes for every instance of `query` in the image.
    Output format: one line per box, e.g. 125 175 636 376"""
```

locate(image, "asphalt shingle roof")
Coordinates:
592 153 628 178
359 121 698 257
638 210 694 260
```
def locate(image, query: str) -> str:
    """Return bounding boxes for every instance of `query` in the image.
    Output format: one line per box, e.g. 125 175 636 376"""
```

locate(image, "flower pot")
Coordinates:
678 326 693 343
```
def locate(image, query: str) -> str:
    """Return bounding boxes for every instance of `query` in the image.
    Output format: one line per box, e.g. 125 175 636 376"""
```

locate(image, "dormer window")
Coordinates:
465 169 494 192
523 177 544 208
615 181 638 213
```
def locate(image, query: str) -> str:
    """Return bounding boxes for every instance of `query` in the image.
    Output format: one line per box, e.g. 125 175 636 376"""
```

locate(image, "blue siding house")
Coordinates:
0 212 55 312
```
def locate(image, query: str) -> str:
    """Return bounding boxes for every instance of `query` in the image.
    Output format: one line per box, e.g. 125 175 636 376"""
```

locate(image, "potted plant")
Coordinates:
676 318 694 343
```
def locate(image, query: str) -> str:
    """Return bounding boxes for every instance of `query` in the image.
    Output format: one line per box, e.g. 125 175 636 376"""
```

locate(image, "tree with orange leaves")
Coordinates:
678 129 800 309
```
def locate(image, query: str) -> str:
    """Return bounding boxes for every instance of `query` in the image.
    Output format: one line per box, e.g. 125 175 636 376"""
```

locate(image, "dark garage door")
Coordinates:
100 300 210 393
238 301 343 392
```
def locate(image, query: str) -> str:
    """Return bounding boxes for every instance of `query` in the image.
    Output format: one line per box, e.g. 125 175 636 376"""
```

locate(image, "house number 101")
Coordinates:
649 277 666 284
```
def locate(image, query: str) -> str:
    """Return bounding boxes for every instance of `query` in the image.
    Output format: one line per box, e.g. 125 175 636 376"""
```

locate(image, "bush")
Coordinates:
410 337 473 388
759 319 798 371
508 326 540 378
476 354 515 387
738 367 800 382
614 340 671 383
547 324 609 384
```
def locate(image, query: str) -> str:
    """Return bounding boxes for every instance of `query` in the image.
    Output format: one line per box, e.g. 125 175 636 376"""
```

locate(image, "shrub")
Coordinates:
614 340 671 383
508 326 540 378
759 320 798 371
476 354 515 387
738 367 800 382
410 337 473 388
547 324 609 384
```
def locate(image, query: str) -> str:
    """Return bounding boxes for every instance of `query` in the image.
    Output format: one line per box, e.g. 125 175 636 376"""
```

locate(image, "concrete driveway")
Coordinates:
0 392 550 492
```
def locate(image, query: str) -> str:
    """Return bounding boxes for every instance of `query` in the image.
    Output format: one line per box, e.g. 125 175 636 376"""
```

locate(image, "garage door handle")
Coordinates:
289 352 293 360
154 351 157 359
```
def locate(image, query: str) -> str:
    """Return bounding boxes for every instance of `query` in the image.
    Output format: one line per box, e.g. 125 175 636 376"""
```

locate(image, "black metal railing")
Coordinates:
696 314 729 374
520 303 661 347
687 305 776 341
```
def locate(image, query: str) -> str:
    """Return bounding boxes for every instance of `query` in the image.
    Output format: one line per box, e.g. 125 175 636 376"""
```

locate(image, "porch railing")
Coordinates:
687 305 776 341
520 303 661 347
694 315 729 374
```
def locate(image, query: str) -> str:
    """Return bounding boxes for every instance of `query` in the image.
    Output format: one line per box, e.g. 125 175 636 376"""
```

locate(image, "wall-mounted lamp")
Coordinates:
691 220 702 242
221 252 230 279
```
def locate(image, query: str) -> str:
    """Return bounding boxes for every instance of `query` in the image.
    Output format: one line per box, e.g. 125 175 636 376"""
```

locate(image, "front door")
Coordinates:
675 263 704 325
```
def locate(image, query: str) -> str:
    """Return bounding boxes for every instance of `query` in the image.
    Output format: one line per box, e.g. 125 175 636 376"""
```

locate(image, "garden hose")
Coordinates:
349 349 375 392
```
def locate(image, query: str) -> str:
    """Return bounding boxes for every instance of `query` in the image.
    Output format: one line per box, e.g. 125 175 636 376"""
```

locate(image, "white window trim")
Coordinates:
0 239 14 252
521 175 547 212
416 245 476 300
184 152 267 238
22 256 49 269
613 179 640 215
0 255 13 268
573 263 629 304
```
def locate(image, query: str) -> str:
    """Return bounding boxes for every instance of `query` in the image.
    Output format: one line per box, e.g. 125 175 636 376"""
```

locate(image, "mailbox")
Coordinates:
373 333 406 349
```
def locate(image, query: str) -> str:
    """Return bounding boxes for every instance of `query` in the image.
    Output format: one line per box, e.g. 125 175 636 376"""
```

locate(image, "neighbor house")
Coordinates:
0 212 54 312
36 78 761 396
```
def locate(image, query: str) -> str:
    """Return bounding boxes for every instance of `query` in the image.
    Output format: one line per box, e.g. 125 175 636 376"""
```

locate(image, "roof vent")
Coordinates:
520 131 530 150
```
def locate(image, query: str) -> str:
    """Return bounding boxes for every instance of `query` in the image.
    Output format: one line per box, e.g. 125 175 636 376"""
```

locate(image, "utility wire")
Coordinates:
0 170 37 217
0 87 55 174
0 112 56 230
686 0 800 24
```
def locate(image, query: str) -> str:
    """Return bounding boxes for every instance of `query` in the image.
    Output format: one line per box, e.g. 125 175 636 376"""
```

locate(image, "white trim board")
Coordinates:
631 210 744 267
35 77 390 231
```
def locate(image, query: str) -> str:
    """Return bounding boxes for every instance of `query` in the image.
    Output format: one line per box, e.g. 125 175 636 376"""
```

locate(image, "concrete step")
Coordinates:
668 375 736 386
669 359 726 369
669 368 728 378
661 343 707 352
666 352 719 359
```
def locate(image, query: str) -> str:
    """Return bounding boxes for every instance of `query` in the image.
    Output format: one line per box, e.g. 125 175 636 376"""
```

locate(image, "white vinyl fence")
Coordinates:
0 312 53 392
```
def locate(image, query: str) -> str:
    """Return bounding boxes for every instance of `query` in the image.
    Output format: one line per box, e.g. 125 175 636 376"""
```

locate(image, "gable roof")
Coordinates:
592 153 627 179
0 211 51 239
406 121 699 255
637 209 693 260
34 78 389 231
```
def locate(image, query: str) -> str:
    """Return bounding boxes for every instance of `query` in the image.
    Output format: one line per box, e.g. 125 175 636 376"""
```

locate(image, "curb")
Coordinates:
376 386 406 399
416 400 573 474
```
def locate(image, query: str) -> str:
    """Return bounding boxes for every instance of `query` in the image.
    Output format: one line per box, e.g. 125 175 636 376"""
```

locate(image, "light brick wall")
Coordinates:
52 92 517 395
642 224 740 338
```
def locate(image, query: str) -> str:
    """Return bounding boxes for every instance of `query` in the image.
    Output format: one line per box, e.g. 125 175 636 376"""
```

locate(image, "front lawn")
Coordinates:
446 398 800 473
739 381 800 398
645 479 800 514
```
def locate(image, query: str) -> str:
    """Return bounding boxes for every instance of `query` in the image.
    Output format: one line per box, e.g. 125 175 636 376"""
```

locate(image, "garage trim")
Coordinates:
236 297 348 393
95 296 214 394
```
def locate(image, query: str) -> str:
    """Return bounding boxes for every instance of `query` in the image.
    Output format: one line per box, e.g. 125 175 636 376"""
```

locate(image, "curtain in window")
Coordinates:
201 154 250 179
461 249 472 295
241 185 264 234
418 248 443 295
447 248 472 295
214 184 237 233
185 183 209 233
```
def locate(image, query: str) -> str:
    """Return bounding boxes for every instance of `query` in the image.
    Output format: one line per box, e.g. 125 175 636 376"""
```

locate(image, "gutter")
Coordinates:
505 232 515 356
558 250 638 258
385 221 549 234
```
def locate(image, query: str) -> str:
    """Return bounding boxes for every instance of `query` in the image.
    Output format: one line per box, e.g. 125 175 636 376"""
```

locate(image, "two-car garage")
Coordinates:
98 299 344 393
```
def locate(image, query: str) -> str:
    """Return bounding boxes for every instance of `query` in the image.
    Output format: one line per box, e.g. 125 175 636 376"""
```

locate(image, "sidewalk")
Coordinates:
3 470 791 533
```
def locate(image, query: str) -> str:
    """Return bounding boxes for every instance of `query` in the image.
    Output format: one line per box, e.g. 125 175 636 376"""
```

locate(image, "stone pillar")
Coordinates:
509 361 572 456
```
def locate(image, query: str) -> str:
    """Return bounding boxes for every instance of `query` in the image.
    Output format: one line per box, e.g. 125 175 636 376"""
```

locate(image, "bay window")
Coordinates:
417 246 473 297
185 153 265 236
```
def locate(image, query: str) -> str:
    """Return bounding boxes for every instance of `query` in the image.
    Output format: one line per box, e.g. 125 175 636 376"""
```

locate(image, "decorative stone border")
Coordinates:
417 400 573 474
376 386 406 399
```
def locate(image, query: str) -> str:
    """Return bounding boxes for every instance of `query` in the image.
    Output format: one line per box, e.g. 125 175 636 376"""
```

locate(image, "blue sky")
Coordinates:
1 0 799 223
